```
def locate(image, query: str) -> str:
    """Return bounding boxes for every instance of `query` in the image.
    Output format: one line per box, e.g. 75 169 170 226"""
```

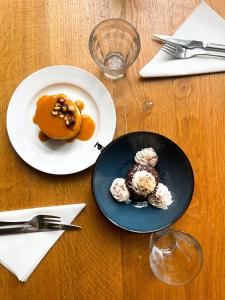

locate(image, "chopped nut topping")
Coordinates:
58 98 65 103
52 99 76 128
68 105 75 112
62 104 68 112
68 117 75 126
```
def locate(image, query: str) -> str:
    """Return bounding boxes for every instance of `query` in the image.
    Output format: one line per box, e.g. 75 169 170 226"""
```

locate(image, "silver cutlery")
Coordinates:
0 214 81 234
0 224 81 235
0 215 60 227
46 224 82 230
162 43 225 59
153 34 225 52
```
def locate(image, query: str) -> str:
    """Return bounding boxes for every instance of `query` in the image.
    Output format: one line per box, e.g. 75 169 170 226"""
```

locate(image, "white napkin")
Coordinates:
139 1 225 78
0 203 86 282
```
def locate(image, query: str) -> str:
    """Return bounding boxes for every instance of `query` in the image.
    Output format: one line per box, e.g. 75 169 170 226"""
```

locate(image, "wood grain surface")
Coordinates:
0 0 224 299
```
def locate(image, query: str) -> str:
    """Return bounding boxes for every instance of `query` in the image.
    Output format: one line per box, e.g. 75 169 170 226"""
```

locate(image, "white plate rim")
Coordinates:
6 65 116 175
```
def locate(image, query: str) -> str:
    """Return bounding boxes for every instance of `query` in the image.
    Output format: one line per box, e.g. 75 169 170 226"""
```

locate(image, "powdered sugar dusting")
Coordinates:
149 183 173 209
110 178 130 202
134 148 158 167
132 170 156 196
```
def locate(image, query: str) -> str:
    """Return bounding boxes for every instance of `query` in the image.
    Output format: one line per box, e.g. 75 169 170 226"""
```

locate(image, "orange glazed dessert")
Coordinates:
33 94 95 141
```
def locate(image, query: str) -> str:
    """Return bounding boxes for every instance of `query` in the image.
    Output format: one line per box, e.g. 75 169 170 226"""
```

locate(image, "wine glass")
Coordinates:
149 228 203 285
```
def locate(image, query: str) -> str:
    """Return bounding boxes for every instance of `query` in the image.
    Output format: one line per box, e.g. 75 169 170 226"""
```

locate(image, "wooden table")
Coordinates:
0 0 224 299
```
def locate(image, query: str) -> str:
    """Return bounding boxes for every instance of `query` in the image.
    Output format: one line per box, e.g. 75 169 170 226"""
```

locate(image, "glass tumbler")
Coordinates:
89 18 140 80
149 228 203 286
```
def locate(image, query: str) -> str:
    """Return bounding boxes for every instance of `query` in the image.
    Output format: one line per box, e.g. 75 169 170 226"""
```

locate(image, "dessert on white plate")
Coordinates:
6 65 117 175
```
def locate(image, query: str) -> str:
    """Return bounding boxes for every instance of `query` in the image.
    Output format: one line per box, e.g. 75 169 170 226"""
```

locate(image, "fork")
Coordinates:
0 215 61 228
162 43 225 59
0 215 81 233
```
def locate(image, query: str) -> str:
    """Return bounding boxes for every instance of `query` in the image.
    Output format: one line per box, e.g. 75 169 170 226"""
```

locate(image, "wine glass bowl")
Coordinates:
149 228 203 285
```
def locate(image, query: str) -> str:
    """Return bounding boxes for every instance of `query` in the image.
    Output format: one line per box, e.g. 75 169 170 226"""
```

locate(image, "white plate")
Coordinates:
7 65 116 175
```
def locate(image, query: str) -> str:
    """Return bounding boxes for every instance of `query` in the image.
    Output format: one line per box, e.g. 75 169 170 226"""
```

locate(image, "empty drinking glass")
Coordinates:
89 18 140 80
149 228 203 285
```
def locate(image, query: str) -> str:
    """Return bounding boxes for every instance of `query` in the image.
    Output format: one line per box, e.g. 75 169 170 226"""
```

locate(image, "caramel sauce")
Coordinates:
33 94 82 140
33 115 37 124
38 131 50 142
75 100 85 111
33 94 95 143
77 114 95 141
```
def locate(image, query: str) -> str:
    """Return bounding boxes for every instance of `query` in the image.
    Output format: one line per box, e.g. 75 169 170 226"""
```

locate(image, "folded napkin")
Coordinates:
139 0 225 77
0 203 86 282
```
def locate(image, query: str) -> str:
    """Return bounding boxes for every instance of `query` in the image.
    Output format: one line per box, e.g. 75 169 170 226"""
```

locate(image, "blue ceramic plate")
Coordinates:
92 132 194 233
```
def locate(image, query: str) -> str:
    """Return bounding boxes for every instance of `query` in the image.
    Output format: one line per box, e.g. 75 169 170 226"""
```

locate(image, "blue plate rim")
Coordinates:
91 131 194 233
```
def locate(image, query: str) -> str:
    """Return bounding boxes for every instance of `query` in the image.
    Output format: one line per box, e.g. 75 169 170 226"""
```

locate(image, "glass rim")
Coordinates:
149 228 203 252
88 18 141 71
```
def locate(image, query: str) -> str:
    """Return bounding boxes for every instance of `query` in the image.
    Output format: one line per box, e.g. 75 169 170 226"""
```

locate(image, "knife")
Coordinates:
0 224 81 235
152 34 225 52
